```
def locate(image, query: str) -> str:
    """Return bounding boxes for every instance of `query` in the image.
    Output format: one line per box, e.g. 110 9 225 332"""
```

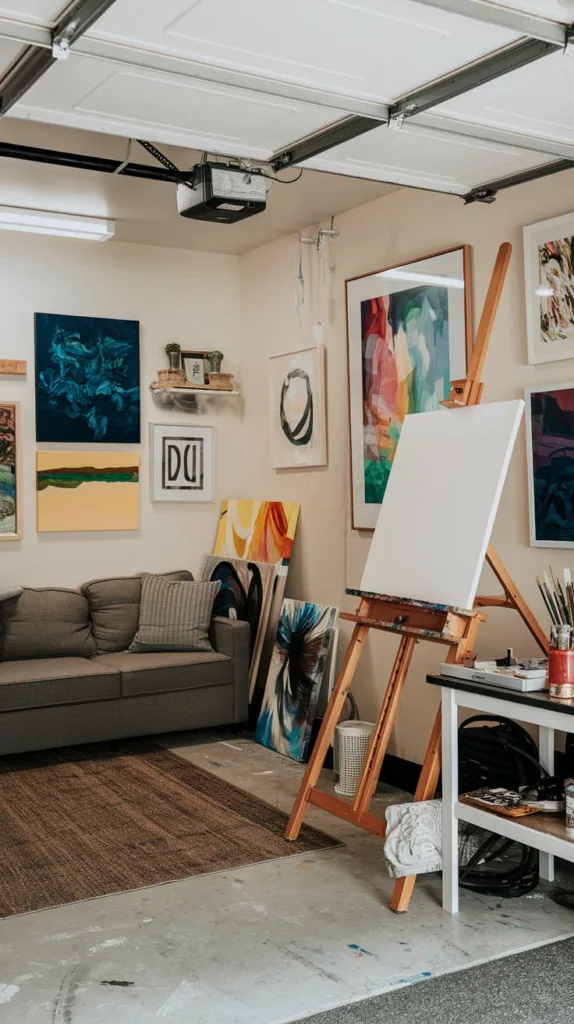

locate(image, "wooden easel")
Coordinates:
285 242 548 912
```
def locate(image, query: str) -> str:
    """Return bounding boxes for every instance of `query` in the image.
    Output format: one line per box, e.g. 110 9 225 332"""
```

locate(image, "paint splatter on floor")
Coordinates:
348 944 376 959
87 938 127 955
156 980 199 1018
0 984 19 1004
395 971 433 986
101 980 135 987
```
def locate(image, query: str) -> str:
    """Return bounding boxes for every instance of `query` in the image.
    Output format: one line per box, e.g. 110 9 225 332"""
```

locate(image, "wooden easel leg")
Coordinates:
486 546 548 654
285 621 369 841
389 706 442 913
389 627 478 913
353 636 416 816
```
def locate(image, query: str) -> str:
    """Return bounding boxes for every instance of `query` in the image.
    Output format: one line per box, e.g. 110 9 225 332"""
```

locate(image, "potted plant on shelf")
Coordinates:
165 342 181 371
207 349 224 374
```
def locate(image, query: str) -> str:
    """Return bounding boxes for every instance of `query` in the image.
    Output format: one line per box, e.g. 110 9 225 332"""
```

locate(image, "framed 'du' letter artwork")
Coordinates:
151 424 214 502
346 245 472 529
268 344 327 469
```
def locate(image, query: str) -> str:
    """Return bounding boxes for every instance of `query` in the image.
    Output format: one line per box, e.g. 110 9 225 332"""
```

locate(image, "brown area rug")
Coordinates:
0 740 340 918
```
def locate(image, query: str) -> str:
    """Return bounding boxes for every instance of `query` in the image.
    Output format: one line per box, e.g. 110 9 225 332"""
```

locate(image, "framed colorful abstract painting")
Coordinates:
255 599 338 762
268 345 327 468
37 452 139 533
35 313 140 442
151 424 214 502
0 403 21 540
346 246 471 529
524 213 574 364
526 383 574 547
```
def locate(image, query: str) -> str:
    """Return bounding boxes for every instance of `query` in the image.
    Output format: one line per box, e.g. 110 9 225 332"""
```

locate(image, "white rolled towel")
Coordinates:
384 800 442 878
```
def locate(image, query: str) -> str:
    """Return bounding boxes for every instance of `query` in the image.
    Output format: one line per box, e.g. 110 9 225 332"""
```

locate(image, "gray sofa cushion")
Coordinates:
0 657 120 712
81 570 194 654
97 651 232 697
129 576 220 653
0 588 96 661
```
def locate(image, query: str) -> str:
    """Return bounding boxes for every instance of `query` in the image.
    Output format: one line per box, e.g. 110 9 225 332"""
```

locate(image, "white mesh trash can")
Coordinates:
334 721 375 797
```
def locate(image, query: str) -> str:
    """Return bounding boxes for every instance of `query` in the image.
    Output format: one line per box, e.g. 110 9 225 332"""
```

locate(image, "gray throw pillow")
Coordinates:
0 585 22 602
129 575 221 653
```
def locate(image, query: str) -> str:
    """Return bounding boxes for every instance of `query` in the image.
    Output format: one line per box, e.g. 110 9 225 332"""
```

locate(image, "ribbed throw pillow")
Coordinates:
129 575 221 653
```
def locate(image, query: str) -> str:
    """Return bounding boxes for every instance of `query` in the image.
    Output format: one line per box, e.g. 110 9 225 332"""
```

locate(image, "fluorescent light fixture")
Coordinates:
0 206 115 241
377 269 464 289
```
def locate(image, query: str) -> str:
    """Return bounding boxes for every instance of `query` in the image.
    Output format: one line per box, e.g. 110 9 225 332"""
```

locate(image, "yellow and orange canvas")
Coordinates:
214 499 300 567
36 451 139 533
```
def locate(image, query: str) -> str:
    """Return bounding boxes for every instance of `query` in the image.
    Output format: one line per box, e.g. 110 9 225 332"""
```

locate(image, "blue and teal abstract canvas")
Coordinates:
35 313 140 443
255 599 338 763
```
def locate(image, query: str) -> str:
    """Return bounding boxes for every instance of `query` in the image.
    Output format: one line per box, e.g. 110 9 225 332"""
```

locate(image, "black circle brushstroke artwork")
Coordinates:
280 369 313 447
209 560 263 654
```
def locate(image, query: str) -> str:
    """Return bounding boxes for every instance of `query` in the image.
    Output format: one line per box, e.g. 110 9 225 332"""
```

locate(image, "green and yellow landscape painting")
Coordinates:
36 452 139 532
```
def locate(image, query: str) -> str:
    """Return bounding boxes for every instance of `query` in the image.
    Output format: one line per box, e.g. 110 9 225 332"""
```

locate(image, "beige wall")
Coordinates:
240 169 574 763
0 234 241 587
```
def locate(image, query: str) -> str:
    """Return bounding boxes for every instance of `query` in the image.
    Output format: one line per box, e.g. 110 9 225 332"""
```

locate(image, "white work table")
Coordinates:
427 673 574 914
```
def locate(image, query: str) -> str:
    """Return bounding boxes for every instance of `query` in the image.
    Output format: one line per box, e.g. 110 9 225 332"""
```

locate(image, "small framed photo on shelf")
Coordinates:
151 423 215 503
181 350 209 386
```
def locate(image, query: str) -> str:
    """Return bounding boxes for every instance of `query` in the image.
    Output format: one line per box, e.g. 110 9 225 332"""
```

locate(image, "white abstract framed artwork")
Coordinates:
151 424 214 502
524 213 574 364
268 344 327 469
360 400 524 610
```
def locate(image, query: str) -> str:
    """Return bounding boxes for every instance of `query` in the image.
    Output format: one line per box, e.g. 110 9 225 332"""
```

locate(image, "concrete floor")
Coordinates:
1 733 574 1024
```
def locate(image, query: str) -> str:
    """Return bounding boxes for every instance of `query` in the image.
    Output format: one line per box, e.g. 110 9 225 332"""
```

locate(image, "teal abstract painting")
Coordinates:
35 313 140 443
255 600 338 763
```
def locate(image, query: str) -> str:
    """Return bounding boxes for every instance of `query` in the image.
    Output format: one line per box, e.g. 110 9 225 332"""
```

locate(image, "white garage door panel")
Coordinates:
88 0 518 102
302 124 556 193
0 0 63 23
488 0 574 20
436 52 574 144
9 56 348 158
0 38 26 76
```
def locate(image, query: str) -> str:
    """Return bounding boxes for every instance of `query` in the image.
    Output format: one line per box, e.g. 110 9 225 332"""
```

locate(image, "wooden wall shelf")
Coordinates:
150 384 240 412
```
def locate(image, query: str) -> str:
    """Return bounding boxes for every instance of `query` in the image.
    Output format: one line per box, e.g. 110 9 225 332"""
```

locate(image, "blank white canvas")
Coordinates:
360 400 524 610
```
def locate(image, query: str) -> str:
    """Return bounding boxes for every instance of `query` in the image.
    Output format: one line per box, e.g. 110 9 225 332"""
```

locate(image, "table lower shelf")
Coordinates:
457 800 574 860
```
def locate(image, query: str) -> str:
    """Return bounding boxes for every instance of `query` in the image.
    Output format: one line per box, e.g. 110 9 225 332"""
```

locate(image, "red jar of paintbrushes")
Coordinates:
549 650 574 699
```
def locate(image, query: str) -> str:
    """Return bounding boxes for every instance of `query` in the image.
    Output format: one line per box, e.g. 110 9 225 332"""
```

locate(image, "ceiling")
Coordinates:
0 119 397 253
0 0 572 246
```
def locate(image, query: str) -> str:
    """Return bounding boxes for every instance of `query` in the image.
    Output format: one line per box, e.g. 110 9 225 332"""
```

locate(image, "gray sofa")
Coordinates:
0 570 250 756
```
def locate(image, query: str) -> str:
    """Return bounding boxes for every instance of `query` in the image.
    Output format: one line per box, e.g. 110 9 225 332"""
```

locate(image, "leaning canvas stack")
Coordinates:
211 499 301 697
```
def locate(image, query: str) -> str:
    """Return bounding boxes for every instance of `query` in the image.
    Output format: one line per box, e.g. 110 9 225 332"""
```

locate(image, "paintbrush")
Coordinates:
537 575 559 625
544 571 564 624
565 568 574 626
551 566 571 624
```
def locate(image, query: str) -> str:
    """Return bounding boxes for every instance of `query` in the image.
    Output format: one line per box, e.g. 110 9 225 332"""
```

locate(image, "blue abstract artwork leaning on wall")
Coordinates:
255 599 338 763
35 313 140 443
